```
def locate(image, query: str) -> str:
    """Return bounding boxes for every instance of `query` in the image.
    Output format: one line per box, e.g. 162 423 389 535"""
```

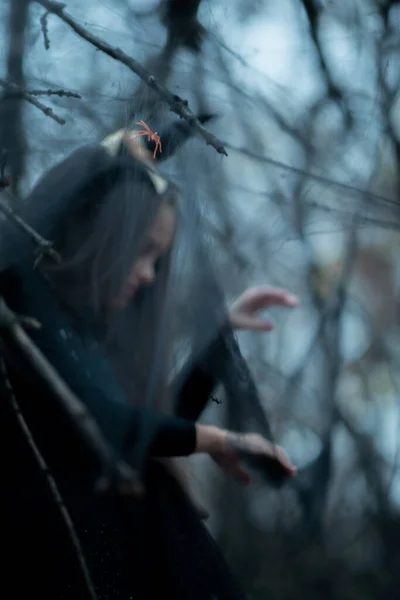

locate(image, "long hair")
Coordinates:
23 144 177 410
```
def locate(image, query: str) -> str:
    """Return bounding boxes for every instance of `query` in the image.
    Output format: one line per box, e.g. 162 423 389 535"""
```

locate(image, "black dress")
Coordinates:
0 261 246 599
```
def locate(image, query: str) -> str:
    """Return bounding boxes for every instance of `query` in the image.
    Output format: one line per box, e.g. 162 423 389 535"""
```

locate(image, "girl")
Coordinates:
0 128 297 599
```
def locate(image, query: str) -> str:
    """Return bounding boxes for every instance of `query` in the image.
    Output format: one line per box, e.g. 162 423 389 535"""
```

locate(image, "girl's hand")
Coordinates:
212 432 297 485
195 426 296 486
229 286 300 332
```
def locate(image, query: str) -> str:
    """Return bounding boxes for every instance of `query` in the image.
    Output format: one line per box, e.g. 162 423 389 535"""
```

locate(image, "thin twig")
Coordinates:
0 354 98 600
0 193 61 264
0 78 65 125
27 88 81 99
40 10 50 50
301 0 349 121
225 141 400 211
0 298 144 497
34 0 227 156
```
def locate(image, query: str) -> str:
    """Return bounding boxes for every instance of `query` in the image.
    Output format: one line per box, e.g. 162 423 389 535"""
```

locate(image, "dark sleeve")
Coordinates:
0 264 196 459
174 331 228 421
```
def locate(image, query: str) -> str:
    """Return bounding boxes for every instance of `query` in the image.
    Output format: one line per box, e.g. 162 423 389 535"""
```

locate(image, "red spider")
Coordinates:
129 120 162 159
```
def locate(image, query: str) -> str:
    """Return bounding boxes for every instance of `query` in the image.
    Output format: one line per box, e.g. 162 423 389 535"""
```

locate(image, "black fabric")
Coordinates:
0 400 246 599
174 337 225 421
0 388 87 599
0 261 197 459
0 262 247 599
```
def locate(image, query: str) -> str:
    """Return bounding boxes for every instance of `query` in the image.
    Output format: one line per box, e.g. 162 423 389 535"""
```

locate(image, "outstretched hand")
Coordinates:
229 286 300 332
212 432 297 486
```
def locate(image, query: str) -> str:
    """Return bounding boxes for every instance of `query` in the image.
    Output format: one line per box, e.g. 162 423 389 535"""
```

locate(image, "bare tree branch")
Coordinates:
0 191 61 264
40 10 50 50
0 78 66 125
160 0 204 53
0 355 98 600
300 0 338 97
27 88 81 98
34 0 228 155
300 0 351 125
0 298 144 497
0 0 30 194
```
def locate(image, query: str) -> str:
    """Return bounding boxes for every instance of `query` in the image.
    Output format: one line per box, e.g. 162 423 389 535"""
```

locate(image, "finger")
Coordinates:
273 292 300 308
234 465 251 486
252 288 300 309
273 447 297 475
226 462 251 486
258 443 297 474
266 454 297 479
232 315 275 332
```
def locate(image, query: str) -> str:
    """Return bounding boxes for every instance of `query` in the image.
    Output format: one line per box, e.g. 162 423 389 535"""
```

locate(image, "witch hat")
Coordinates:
101 114 215 194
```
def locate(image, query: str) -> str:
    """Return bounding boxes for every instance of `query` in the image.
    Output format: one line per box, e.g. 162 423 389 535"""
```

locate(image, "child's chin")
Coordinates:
110 286 139 309
110 296 128 310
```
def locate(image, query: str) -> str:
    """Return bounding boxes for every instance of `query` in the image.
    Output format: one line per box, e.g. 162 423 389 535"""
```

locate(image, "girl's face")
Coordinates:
113 203 176 309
